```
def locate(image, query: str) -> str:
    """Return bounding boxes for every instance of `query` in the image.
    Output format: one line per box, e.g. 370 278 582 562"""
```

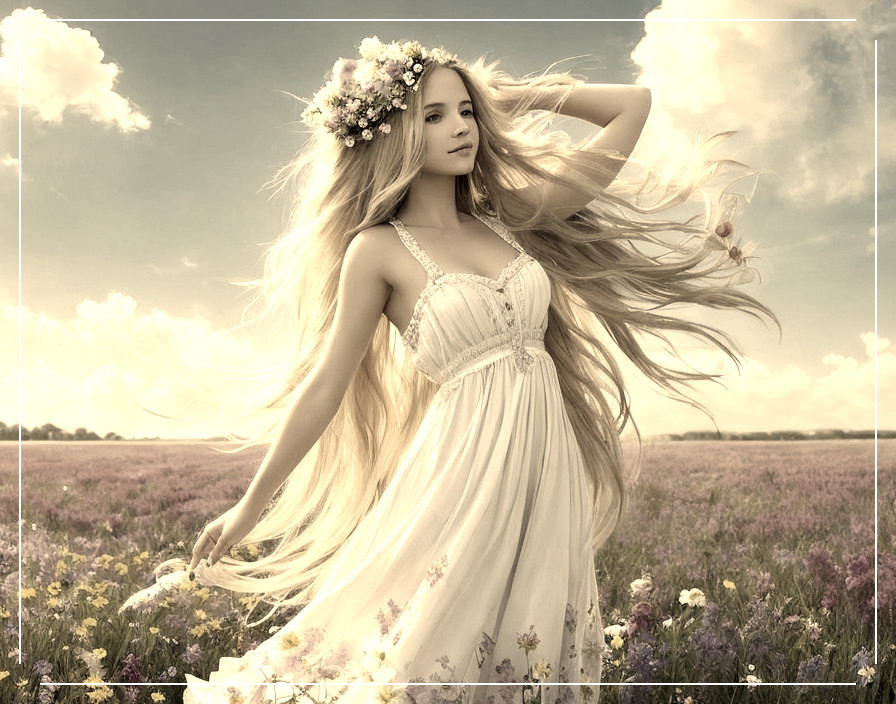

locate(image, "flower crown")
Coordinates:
302 37 458 147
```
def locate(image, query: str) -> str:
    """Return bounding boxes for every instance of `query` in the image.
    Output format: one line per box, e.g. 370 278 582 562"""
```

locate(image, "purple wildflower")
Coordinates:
852 647 875 687
845 552 875 625
796 654 825 693
32 659 52 676
627 601 653 639
181 643 202 665
804 546 841 610
121 652 145 683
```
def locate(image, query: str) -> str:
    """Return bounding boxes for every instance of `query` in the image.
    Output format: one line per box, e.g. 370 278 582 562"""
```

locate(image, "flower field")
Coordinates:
1 439 893 703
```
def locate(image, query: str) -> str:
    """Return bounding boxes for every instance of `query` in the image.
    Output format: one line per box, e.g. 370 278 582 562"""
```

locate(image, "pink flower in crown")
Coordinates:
362 129 373 141
383 59 404 82
334 58 357 87
345 99 361 114
378 123 391 134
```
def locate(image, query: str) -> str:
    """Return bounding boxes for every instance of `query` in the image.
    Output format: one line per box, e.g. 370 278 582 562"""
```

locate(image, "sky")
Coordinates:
0 0 893 438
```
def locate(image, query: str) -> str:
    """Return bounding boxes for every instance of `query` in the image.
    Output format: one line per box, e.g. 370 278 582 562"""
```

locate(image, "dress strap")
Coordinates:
473 213 527 255
389 218 444 281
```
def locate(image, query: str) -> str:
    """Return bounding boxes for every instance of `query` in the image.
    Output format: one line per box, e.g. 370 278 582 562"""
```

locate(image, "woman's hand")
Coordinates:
189 501 260 575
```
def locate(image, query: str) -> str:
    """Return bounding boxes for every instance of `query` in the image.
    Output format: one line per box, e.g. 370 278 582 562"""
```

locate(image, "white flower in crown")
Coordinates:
303 36 458 147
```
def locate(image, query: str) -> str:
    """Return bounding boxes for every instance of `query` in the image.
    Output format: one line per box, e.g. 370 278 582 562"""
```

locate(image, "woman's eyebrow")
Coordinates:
423 100 473 110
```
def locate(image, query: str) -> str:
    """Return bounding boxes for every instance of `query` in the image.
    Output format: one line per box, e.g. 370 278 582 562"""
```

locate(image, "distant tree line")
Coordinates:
655 429 896 441
0 422 122 441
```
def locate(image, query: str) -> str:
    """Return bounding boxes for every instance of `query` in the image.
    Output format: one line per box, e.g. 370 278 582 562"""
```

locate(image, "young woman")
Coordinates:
137 37 771 703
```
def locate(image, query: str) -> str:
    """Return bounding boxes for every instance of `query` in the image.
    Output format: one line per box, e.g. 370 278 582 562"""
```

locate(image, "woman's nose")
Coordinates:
453 119 469 136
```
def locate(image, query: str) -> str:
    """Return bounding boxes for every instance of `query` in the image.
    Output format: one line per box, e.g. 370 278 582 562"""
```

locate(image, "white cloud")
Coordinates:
628 331 894 435
0 293 273 438
630 0 893 204
2 153 17 170
2 293 892 438
0 7 150 132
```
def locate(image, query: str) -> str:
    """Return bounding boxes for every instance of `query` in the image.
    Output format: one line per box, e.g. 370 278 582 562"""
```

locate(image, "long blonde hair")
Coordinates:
198 51 775 621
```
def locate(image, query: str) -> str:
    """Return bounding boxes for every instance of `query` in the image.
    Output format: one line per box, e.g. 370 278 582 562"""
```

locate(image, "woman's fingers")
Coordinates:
189 528 218 574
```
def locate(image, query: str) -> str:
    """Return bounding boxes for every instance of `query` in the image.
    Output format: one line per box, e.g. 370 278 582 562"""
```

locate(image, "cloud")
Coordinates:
628 331 894 435
2 153 17 170
630 0 893 204
0 7 150 132
0 293 273 438
2 292 892 439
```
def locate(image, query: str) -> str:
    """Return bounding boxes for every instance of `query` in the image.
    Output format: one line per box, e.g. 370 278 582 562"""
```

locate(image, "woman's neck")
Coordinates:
397 173 465 229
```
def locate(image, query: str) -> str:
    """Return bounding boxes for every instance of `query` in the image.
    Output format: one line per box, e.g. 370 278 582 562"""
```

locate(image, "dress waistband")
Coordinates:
437 329 546 387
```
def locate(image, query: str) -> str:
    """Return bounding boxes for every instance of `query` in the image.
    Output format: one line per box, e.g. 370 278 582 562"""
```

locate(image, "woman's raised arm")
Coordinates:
513 82 651 217
190 230 391 570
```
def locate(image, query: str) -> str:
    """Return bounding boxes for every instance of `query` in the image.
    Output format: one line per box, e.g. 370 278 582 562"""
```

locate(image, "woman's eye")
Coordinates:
461 108 474 117
425 113 440 123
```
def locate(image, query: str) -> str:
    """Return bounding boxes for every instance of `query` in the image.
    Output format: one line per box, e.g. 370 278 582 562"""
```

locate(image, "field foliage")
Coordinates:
1 440 893 703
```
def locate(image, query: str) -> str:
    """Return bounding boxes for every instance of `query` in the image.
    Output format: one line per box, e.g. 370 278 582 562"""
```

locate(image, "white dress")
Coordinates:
184 214 603 704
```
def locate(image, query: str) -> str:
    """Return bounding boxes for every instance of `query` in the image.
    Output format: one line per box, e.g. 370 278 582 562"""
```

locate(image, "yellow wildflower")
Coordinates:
280 632 302 650
82 617 98 628
246 544 259 558
0 671 8 681
149 626 160 635
96 554 114 569
193 609 208 621
19 587 36 600
133 550 150 566
189 623 208 638
92 648 107 660
47 581 63 596
195 587 211 602
610 634 624 650
723 579 736 590
151 692 166 702
90 595 110 609
207 618 222 631
46 597 59 609
86 686 114 703
0 608 10 619
115 562 129 576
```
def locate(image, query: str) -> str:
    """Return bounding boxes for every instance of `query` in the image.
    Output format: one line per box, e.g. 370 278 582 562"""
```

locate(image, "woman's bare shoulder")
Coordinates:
344 222 404 283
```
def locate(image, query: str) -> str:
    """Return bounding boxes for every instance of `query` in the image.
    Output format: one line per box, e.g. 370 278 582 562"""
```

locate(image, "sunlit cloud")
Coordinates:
628 331 893 435
0 7 150 132
2 291 891 439
630 0 893 205
1 293 271 438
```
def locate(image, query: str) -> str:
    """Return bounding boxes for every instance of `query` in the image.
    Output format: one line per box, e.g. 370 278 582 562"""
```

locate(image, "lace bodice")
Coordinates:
389 215 551 388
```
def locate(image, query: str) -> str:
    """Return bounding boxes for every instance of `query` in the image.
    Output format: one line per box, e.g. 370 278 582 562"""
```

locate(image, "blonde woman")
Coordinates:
147 37 771 703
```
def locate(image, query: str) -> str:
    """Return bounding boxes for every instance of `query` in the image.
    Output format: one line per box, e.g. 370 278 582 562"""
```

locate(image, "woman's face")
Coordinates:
419 67 479 177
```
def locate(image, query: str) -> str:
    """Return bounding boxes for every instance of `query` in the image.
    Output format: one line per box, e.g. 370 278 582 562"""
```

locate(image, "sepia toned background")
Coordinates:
0 0 892 439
